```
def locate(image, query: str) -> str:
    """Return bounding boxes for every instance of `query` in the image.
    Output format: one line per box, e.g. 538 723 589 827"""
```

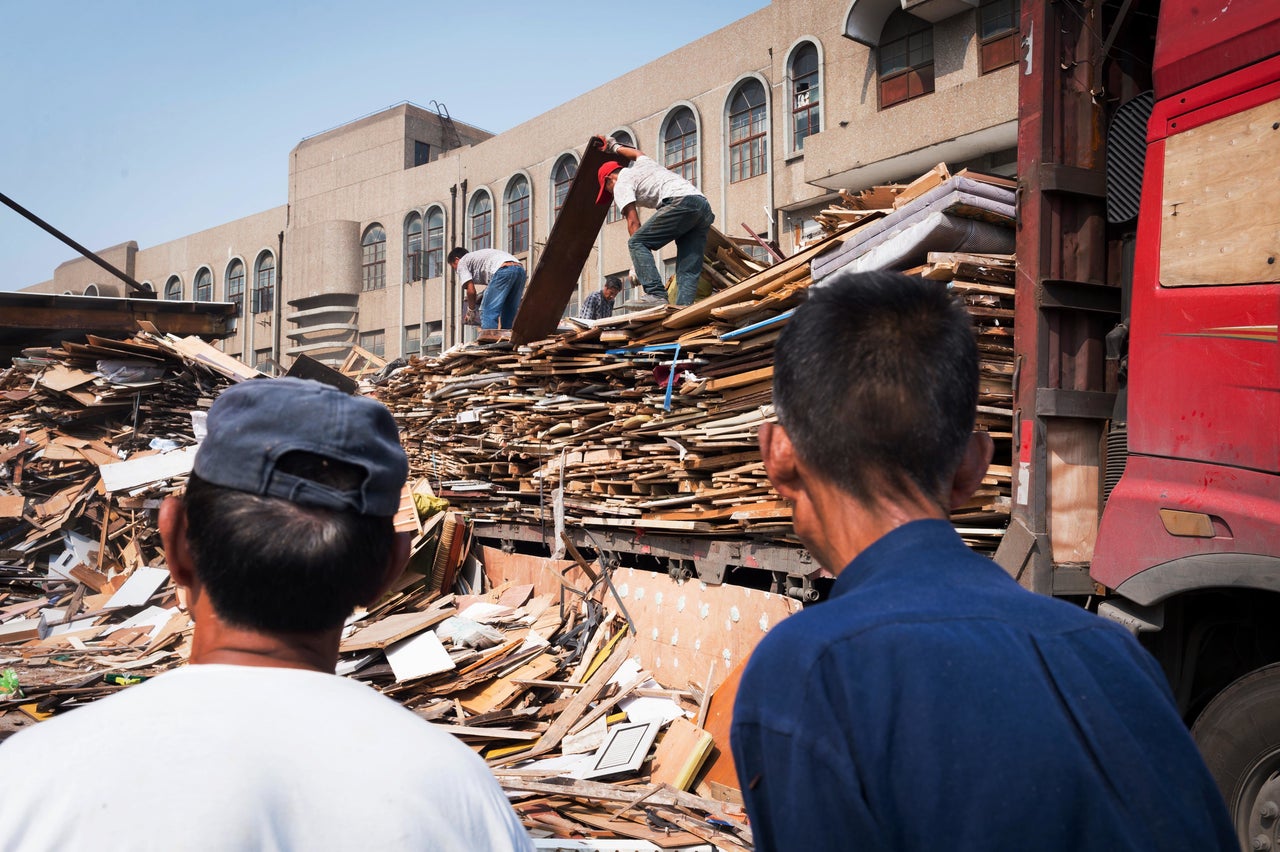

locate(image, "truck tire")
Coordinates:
1192 662 1280 847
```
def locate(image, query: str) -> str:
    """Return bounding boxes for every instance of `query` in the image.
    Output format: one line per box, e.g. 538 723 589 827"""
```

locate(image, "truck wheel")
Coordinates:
1192 662 1280 847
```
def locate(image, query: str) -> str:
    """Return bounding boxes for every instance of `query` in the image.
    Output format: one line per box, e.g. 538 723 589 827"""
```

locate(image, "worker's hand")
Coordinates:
463 307 480 326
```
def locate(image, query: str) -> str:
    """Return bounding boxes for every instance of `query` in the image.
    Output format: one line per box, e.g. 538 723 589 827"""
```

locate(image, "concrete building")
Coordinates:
22 0 1019 371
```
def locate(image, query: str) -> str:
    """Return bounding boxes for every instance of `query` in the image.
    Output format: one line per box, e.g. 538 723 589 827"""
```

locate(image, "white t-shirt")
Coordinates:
612 155 701 211
0 664 533 852
455 248 520 287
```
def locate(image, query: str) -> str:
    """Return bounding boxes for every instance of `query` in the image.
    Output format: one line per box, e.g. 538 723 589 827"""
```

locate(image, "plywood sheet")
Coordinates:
650 717 714 791
1047 419 1101 564
480 546 596 599
609 567 800 694
1161 98 1280 287
510 138 626 345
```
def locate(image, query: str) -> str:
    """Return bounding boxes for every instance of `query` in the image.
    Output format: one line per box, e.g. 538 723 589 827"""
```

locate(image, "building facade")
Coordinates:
24 0 1020 371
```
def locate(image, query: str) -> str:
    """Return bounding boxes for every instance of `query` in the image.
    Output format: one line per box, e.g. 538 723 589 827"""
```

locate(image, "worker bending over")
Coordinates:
594 134 714 307
449 247 526 331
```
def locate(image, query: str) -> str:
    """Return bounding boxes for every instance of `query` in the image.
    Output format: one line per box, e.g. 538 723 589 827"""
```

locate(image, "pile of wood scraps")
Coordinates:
4 466 786 847
380 165 1017 556
915 251 1016 549
0 330 261 725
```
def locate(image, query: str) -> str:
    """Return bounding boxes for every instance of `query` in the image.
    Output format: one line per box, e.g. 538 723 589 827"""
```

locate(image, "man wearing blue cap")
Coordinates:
0 378 533 851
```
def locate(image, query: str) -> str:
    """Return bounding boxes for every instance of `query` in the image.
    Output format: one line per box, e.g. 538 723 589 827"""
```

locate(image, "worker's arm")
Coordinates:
595 134 640 163
623 203 641 236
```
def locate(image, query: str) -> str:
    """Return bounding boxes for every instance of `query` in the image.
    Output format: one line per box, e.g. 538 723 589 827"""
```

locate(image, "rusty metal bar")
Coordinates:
0 191 153 298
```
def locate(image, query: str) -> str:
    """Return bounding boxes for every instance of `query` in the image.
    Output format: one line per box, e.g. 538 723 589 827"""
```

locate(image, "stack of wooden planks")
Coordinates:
915 251 1016 551
3 473 788 846
381 176 1015 553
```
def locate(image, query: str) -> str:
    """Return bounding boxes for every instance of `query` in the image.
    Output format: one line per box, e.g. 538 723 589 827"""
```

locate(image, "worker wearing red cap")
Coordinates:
594 134 714 307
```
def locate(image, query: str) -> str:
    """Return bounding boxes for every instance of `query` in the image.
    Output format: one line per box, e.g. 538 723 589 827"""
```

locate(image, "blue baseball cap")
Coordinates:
193 377 408 517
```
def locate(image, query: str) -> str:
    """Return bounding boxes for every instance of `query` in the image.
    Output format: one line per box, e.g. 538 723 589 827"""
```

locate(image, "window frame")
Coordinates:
469 191 493 250
662 107 700 185
788 41 822 153
552 154 578 221
252 252 275 314
358 329 386 358
878 11 935 109
727 78 769 183
164 275 183 301
361 224 387 291
225 259 246 332
978 0 1019 74
425 206 445 280
193 266 213 302
505 175 531 255
404 212 423 282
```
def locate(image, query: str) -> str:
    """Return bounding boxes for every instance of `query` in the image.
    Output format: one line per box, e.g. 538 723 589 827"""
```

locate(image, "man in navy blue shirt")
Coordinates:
730 270 1236 851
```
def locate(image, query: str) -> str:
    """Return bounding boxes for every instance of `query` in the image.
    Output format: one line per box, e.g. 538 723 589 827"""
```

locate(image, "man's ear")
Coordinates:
159 496 199 592
760 421 804 502
368 531 413 605
949 431 995 511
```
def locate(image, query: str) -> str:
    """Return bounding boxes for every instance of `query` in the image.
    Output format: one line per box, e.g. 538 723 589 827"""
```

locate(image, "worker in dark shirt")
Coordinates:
730 270 1237 852
579 276 623 321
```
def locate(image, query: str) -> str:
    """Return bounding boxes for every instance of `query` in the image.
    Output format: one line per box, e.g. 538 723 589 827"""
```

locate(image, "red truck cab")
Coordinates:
1007 0 1280 841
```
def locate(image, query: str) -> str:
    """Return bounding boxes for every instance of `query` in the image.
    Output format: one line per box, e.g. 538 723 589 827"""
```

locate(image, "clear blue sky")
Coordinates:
0 0 768 292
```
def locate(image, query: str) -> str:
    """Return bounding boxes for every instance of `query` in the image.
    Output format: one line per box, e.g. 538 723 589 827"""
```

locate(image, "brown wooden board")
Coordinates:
510 137 626 346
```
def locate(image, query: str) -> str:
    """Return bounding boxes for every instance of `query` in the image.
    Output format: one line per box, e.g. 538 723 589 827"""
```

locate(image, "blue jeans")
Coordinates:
628 195 715 306
480 263 526 330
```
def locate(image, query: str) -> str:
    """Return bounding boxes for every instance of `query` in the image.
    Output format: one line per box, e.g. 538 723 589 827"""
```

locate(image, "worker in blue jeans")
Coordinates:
448 247 526 330
594 134 714 307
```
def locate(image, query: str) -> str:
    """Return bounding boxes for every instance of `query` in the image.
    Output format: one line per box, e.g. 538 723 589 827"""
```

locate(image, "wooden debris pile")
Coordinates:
812 162 954 235
0 332 262 716
380 174 1015 553
348 537 778 848
378 229 856 542
3 470 779 848
917 251 1015 546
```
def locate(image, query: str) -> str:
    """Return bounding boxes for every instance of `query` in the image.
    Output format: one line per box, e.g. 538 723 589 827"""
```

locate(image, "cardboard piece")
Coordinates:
385 630 455 682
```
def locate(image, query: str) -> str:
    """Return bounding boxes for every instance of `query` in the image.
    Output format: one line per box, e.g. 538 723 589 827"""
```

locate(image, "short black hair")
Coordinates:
773 270 978 508
604 276 623 292
182 452 395 633
447 247 468 264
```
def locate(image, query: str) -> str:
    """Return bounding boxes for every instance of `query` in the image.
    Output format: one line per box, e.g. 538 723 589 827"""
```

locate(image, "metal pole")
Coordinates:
0 191 152 298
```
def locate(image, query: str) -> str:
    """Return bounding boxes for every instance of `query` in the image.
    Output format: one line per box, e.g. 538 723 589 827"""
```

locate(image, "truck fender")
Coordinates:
1112 552 1280 607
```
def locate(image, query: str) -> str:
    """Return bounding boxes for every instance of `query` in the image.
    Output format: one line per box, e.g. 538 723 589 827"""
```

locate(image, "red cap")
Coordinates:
596 161 622 205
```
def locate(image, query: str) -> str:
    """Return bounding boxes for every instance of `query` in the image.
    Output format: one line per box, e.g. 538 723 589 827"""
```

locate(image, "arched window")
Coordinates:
194 267 213 301
728 79 768 182
225 260 245 331
552 155 578 220
469 191 492 250
505 176 530 255
84 283 101 297
425 207 445 279
253 252 275 314
164 275 182 300
404 212 423 282
878 11 934 108
663 108 699 184
140 281 154 294
361 224 386 291
789 42 821 151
